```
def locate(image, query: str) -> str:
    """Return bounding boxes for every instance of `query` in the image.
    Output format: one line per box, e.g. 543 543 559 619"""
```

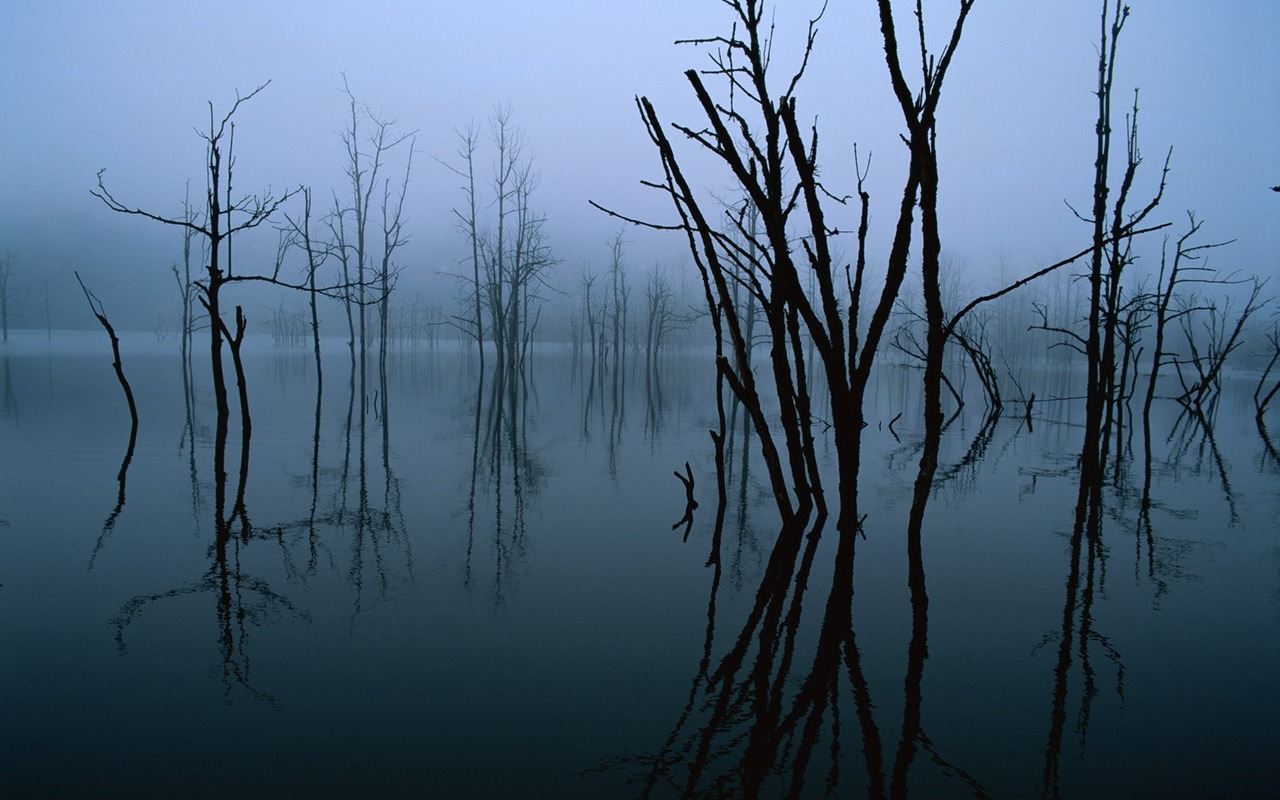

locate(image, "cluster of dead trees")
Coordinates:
904 3 1274 478
94 79 419 425
604 0 980 541
445 108 553 377
85 77 711 469
264 299 310 347
670 0 1271 532
82 3 1275 490
599 2 1273 795
568 231 696 389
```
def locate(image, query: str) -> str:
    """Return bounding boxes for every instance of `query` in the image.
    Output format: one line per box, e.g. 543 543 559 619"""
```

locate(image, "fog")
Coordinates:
1 0 1276 332
3 5 1280 796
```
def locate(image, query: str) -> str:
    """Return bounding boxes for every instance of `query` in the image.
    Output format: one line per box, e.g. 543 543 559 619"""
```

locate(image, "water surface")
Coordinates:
1 331 1276 798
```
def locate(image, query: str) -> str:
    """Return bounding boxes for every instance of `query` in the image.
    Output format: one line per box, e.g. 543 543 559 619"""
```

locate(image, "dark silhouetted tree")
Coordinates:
601 0 975 543
334 79 415 395
93 82 297 434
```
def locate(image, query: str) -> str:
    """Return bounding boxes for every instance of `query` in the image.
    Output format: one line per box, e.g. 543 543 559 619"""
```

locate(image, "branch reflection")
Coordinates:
463 362 544 609
112 385 307 705
609 362 989 799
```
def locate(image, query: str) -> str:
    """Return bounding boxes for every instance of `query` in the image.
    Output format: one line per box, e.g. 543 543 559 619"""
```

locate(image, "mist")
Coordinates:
0 1 1275 334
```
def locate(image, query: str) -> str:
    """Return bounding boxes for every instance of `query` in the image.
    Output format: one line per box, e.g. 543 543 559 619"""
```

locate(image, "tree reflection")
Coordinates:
1166 405 1239 525
644 354 666 443
607 334 991 798
272 361 414 621
87 424 135 569
112 396 307 704
1258 416 1279 467
582 349 637 493
342 364 414 619
106 345 424 702
178 337 206 537
723 399 764 590
463 362 544 608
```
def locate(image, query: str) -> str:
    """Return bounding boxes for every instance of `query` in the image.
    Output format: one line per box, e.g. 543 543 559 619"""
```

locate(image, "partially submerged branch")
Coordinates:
74 271 139 432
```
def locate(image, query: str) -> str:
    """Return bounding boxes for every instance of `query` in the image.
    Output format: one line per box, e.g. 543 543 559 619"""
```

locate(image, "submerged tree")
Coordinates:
282 187 337 394
486 110 553 375
93 83 297 434
74 272 139 545
447 108 554 376
607 228 630 386
333 79 416 391
642 264 685 383
446 122 488 371
601 0 974 542
1065 2 1169 494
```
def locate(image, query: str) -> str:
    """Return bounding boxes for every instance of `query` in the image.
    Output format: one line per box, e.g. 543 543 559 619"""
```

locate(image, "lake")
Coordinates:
1 330 1277 798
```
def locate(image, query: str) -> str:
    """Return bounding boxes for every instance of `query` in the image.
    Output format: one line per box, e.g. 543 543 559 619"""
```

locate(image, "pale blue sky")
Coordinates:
1 0 1276 327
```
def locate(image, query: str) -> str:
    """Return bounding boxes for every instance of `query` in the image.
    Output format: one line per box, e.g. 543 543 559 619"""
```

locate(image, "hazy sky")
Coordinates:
1 0 1276 329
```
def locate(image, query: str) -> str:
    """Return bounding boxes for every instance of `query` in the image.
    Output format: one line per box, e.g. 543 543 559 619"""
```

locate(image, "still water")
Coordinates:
1 331 1277 798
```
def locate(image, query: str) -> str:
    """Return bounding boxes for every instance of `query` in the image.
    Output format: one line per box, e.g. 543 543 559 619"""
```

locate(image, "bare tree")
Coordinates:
484 107 521 371
643 265 685 382
282 187 337 391
1140 215 1231 421
453 108 555 376
445 123 487 370
74 271 138 434
378 140 414 378
1172 277 1268 411
607 229 630 386
167 182 202 372
580 265 602 378
334 78 416 390
92 82 297 431
1072 3 1169 490
600 0 974 542
508 167 553 372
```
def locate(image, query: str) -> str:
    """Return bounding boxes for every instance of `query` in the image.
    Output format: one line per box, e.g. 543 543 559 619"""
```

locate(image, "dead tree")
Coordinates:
1173 277 1268 412
597 0 975 542
335 79 415 391
952 315 1002 413
580 265 602 378
1256 316 1280 462
643 265 685 382
508 170 553 373
378 145 414 379
1140 214 1229 425
889 305 965 409
1134 216 1220 508
93 82 296 432
474 110 554 377
74 272 138 434
168 183 201 372
608 229 630 386
444 123 487 371
1075 4 1169 490
283 187 338 394
482 108 522 372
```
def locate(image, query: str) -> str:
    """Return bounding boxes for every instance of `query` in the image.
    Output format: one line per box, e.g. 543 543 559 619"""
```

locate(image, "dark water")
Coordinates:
1 331 1277 799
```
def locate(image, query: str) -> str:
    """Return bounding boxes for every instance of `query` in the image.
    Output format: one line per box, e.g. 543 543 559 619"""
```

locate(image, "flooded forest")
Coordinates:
1 1 1277 798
